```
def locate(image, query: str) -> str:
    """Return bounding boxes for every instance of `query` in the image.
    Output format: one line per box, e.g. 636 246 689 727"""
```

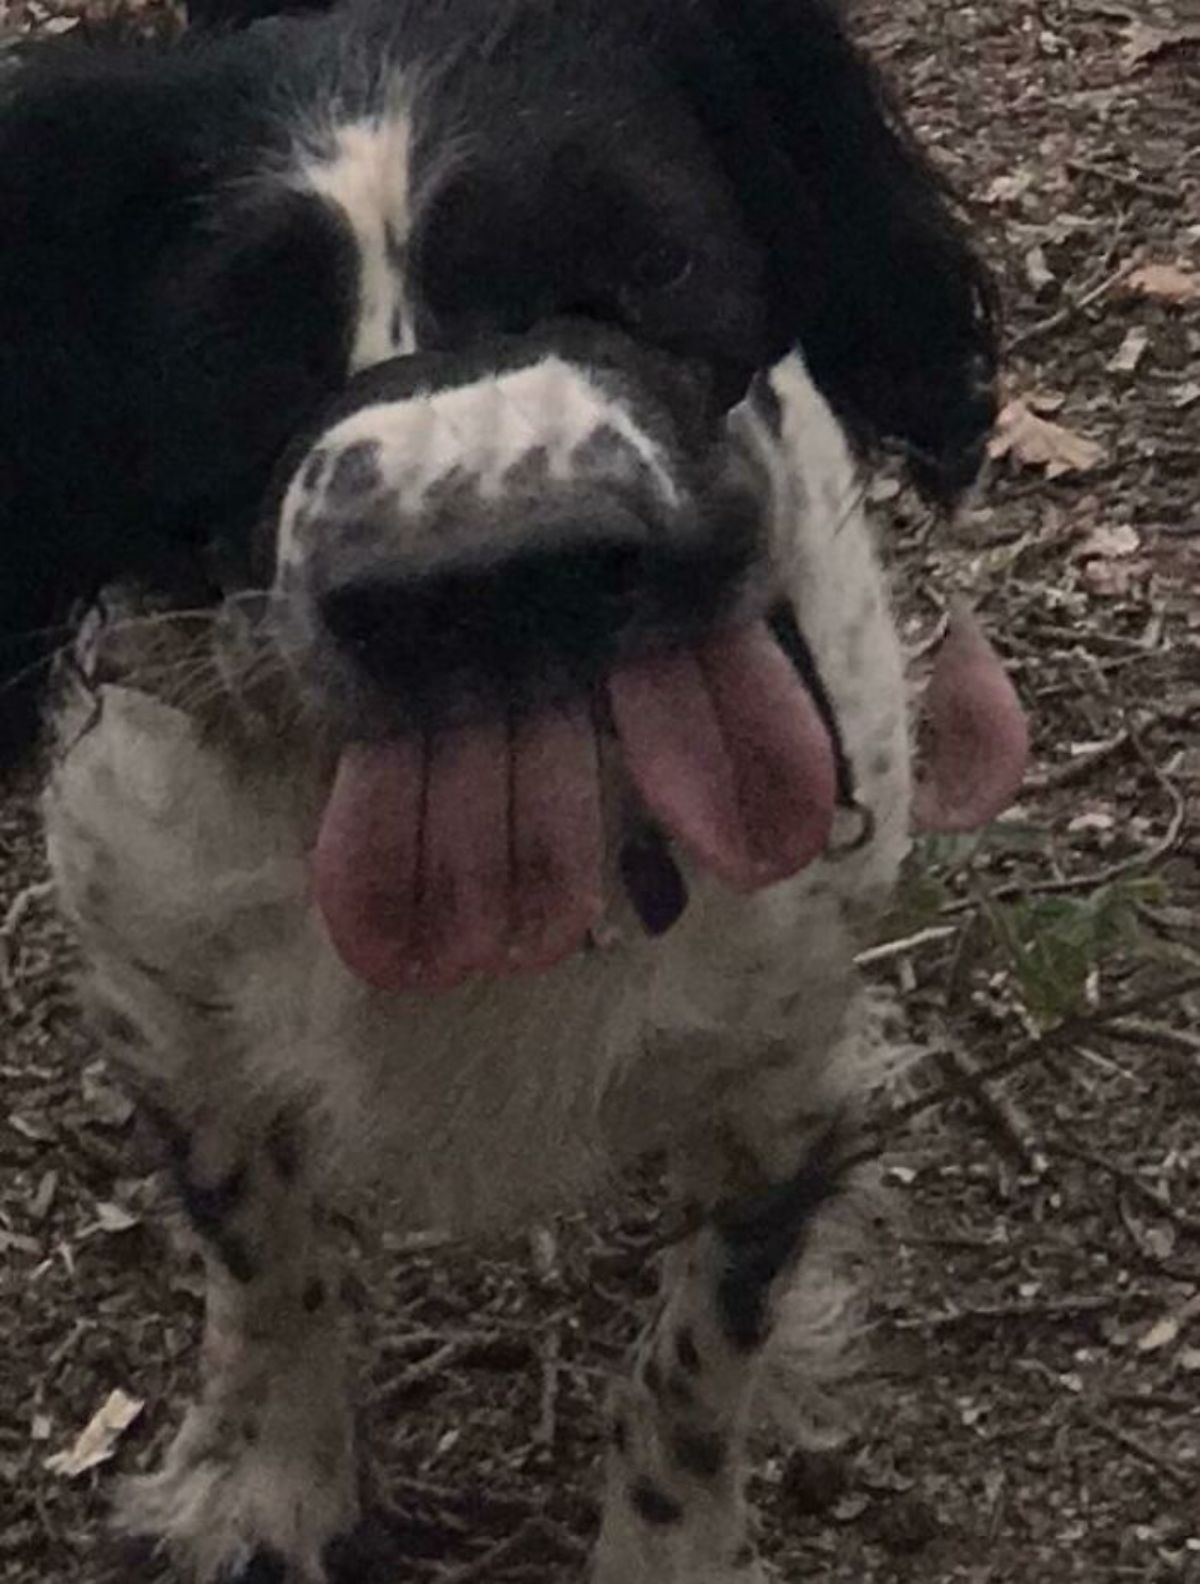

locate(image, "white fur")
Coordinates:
277 354 680 571
295 111 420 369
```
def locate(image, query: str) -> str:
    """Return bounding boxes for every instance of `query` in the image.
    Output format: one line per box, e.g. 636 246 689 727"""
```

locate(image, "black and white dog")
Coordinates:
1 1 1028 1578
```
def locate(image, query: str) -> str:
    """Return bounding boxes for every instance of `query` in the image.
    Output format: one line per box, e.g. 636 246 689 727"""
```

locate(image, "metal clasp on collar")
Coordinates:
824 798 876 860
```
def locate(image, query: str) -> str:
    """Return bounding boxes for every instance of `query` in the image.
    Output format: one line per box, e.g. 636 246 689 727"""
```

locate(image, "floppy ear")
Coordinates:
0 50 190 757
663 0 997 498
0 37 347 762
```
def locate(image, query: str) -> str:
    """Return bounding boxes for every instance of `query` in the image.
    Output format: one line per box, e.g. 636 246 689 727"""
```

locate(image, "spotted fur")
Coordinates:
1 2 998 1579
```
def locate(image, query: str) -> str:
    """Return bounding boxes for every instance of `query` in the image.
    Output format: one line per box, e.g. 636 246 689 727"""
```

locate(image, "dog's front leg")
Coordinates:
117 1096 359 1584
593 1098 854 1584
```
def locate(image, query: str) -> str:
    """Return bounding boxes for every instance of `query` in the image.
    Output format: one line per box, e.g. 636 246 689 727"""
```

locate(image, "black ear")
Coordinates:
0 36 347 763
664 0 997 498
0 49 195 759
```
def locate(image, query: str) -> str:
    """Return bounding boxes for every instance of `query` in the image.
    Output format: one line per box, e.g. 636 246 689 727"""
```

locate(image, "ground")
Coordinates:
0 0 1197 1580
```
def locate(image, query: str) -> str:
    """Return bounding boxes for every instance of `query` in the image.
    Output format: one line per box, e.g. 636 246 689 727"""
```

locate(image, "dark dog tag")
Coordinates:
620 828 688 936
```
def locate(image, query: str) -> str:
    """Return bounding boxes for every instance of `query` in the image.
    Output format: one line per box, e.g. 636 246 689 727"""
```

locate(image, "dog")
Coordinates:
0 1 1028 1578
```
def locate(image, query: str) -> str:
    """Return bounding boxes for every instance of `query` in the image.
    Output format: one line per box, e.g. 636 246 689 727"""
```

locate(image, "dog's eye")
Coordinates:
629 243 693 293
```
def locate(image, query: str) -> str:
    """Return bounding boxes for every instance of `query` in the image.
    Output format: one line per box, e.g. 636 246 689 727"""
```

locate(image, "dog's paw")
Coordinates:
116 1389 359 1583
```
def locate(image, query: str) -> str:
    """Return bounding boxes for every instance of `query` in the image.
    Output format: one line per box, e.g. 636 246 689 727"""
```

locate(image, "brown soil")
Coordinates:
1 0 1197 1580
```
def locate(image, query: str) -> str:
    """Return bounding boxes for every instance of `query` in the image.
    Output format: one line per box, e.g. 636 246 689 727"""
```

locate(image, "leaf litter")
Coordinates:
1 0 1199 1580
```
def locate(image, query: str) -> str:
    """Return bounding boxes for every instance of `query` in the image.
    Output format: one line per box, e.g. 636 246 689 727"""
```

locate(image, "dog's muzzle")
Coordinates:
275 328 846 992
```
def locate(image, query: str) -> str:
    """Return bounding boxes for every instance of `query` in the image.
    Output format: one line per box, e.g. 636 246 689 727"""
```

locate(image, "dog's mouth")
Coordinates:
313 618 837 991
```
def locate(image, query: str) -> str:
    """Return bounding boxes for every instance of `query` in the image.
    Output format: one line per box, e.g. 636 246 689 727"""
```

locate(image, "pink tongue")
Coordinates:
313 621 836 991
609 624 837 891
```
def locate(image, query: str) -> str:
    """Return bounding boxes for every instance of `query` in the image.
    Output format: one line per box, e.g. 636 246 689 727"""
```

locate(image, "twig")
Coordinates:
376 1339 466 1404
931 1044 1049 1175
438 1517 565 1583
1023 726 1136 792
0 879 56 1010
891 1289 1157 1332
842 972 1200 1174
1079 1409 1193 1492
1008 255 1141 354
0 879 54 937
1106 1017 1200 1060
1065 157 1181 204
1054 1139 1200 1238
534 1326 562 1449
1018 1359 1194 1490
940 757 1186 912
1081 971 1200 1025
854 923 959 968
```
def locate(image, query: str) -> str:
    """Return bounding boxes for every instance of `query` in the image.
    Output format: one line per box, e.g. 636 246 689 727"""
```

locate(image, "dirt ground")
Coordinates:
1 0 1198 1580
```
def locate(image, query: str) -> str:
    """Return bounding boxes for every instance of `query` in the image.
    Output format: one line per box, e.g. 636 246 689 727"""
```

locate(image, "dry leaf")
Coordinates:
1170 380 1200 409
1136 1291 1200 1354
1067 810 1115 834
81 1061 135 1129
988 399 1106 478
1077 524 1141 559
983 170 1035 206
7 1111 58 1144
1026 389 1066 415
1122 20 1200 68
0 1228 41 1256
1107 327 1149 375
28 1168 58 1221
1080 557 1149 598
1025 245 1055 293
1126 264 1200 305
95 1200 141 1234
44 1389 143 1478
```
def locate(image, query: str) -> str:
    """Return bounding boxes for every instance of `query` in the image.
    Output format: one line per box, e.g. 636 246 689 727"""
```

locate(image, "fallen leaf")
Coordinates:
831 1494 871 1522
6 1111 58 1144
1077 524 1141 559
94 1200 141 1234
1137 1291 1200 1354
44 1389 143 1478
1080 557 1150 597
988 400 1106 478
1067 810 1115 834
983 170 1035 206
1126 264 1200 305
1122 20 1200 69
28 1168 58 1221
867 476 901 505
81 1061 135 1129
1170 380 1200 409
1026 388 1066 415
1025 245 1055 293
1107 326 1149 375
0 1228 42 1256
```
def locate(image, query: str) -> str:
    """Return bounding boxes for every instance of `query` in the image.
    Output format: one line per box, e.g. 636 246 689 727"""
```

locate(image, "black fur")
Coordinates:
712 1119 849 1351
629 1478 685 1526
0 0 995 760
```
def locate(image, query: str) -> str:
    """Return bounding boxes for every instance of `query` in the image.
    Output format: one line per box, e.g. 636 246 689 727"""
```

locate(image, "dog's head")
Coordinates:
1 0 1006 983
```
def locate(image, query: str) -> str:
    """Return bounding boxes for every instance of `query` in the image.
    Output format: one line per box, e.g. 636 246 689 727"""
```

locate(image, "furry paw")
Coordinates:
116 1387 359 1583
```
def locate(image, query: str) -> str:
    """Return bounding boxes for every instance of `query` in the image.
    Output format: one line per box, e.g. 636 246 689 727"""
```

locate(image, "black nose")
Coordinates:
317 522 751 719
319 537 653 715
